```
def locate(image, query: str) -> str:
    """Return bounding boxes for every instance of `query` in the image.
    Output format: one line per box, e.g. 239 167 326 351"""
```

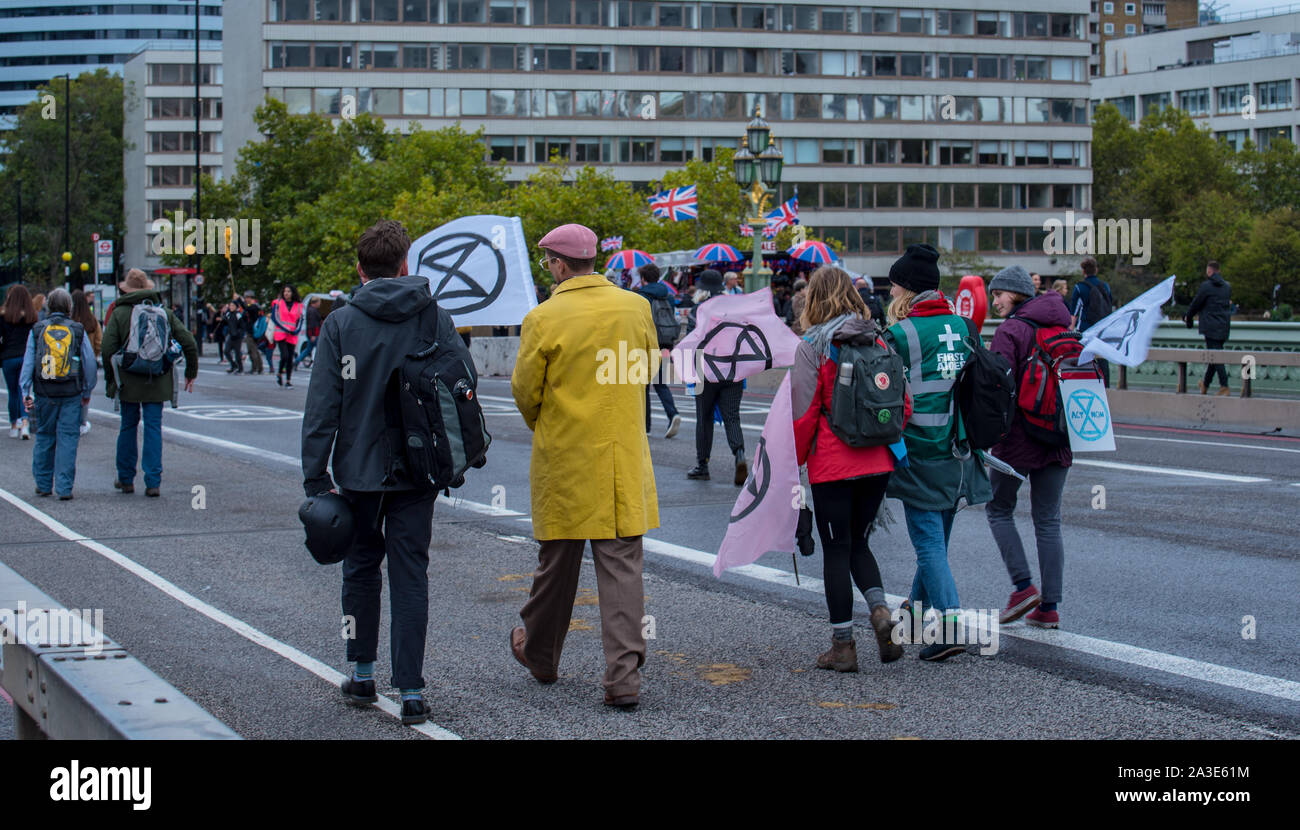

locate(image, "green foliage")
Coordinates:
1273 303 1292 321
1167 190 1252 295
1227 207 1300 310
0 70 127 284
647 149 748 252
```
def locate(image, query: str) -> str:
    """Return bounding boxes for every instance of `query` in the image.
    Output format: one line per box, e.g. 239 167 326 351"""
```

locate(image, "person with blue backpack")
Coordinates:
19 289 97 500
984 265 1075 630
1067 257 1112 386
101 269 198 497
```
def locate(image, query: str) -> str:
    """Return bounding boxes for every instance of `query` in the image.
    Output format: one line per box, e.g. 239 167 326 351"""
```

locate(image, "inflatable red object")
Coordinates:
955 274 988 332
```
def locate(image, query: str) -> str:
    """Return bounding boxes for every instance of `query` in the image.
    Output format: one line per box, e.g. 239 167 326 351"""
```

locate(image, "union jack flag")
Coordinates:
762 224 778 239
600 235 623 252
738 224 753 237
648 184 698 221
764 195 799 232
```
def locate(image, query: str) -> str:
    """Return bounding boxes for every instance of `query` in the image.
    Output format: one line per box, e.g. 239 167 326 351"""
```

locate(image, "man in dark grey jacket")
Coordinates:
301 219 464 726
1184 260 1233 396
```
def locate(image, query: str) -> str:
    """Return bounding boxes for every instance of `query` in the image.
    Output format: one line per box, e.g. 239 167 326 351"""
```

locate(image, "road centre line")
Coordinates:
81 415 1300 706
0 485 459 740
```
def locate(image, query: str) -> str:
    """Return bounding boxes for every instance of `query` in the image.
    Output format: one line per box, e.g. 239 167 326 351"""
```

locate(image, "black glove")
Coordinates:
796 506 816 557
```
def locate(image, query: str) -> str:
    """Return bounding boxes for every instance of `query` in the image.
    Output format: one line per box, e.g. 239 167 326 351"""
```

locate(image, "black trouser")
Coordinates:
1204 337 1228 388
340 488 437 690
810 475 890 624
277 340 295 382
1096 357 1110 388
225 335 243 370
693 380 744 465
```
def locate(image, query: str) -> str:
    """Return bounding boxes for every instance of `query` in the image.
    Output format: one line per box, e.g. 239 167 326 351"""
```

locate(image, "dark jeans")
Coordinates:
276 340 295 382
644 382 679 431
693 380 744 465
2 356 26 424
117 401 163 488
986 464 1068 605
295 336 316 365
1204 337 1228 388
811 474 890 624
225 335 243 371
341 488 437 690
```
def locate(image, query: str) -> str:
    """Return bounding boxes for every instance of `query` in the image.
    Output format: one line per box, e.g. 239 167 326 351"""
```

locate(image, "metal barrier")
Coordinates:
0 562 239 740
1119 348 1300 397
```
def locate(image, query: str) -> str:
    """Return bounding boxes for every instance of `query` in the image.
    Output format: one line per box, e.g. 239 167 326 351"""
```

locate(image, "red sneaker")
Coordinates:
1000 585 1041 624
1025 607 1059 629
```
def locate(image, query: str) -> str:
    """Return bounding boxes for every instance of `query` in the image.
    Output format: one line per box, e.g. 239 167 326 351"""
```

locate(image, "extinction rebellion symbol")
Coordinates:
415 232 508 315
695 322 774 383
729 437 771 523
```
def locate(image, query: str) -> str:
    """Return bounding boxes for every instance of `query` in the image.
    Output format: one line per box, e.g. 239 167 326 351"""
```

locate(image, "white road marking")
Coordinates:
0 485 460 740
1071 459 1270 483
1116 434 1300 455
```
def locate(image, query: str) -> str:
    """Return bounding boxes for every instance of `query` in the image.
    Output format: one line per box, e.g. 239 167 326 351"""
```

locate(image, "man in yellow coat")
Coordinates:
510 223 660 709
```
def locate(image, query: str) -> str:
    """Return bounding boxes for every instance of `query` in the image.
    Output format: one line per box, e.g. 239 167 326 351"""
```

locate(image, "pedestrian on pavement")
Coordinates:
685 269 748 485
984 265 1072 630
70 289 101 436
1068 257 1112 386
883 244 992 662
854 275 886 323
101 269 198 497
32 293 47 321
296 297 322 368
242 291 266 375
301 220 465 726
1184 260 1233 396
634 262 682 439
510 222 659 710
1 284 37 440
19 289 97 499
793 266 909 671
270 284 303 388
223 300 246 373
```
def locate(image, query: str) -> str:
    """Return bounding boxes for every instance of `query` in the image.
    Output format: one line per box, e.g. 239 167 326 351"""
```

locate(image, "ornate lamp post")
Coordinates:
732 105 784 294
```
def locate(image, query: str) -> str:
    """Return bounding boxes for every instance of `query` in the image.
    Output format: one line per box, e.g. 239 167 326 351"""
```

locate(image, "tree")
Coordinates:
1240 138 1300 215
1229 207 1300 310
0 70 127 285
1167 189 1253 300
645 149 749 252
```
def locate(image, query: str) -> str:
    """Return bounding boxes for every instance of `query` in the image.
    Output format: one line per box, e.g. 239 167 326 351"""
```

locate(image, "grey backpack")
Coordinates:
121 302 172 376
823 331 907 448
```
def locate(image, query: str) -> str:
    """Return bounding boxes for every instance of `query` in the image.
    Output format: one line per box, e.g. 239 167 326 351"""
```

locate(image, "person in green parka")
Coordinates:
882 244 991 662
101 268 198 497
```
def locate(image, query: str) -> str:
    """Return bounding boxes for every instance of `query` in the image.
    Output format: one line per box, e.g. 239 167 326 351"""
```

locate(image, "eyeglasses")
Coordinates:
538 254 553 270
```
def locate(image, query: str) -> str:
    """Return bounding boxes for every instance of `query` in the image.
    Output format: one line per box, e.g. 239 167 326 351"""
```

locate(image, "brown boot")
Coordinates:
816 637 858 672
870 606 904 663
1216 386 1231 396
1198 380 1208 395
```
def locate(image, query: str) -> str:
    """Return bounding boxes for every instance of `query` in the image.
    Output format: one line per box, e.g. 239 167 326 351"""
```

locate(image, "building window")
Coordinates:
1103 22 1113 34
1103 2 1114 13
1124 2 1135 14
1257 126 1292 150
1125 23 1135 34
1256 80 1292 111
1177 88 1209 116
1140 92 1169 116
1216 84 1249 114
1216 130 1248 152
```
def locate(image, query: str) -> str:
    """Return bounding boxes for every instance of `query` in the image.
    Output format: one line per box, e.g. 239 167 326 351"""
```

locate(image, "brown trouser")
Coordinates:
519 536 646 698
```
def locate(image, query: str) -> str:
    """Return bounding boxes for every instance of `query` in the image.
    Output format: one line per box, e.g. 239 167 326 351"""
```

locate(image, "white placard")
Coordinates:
1060 378 1115 452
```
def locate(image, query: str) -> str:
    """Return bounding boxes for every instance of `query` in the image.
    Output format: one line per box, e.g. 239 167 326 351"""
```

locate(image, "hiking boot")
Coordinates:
604 693 639 710
734 450 748 486
340 676 377 705
58 493 73 501
114 480 134 494
35 488 51 497
815 637 858 672
687 464 710 480
1000 585 1042 624
664 414 682 439
919 617 967 662
510 626 557 683
870 605 904 663
145 487 160 497
1198 380 1208 395
1216 386 1231 397
1025 607 1060 629
400 696 429 725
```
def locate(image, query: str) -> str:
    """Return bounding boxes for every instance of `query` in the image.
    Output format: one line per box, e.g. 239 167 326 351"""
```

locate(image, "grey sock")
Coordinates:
832 623 854 642
864 588 887 610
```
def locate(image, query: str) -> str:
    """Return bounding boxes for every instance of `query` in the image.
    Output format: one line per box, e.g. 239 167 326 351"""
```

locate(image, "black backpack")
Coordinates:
954 321 1016 451
648 295 679 348
385 302 490 491
1082 280 1112 332
822 327 907 448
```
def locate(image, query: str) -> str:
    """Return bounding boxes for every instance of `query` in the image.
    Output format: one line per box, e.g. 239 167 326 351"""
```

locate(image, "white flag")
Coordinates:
406 215 537 327
1078 275 1175 367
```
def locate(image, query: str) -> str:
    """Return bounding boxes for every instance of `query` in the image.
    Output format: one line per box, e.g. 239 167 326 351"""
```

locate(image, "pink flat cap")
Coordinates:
538 223 598 259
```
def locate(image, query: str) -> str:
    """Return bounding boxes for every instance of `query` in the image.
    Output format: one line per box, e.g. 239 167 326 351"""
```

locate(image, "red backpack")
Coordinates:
1016 319 1103 447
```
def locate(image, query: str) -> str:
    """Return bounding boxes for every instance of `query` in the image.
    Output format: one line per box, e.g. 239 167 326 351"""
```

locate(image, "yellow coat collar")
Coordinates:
551 274 609 295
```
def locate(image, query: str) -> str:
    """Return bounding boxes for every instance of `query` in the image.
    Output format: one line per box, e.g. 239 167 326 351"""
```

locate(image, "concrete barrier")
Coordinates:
469 336 520 377
1108 388 1300 437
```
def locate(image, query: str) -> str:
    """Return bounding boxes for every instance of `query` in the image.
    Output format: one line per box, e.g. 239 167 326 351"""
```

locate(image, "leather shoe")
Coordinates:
340 676 377 705
604 693 639 710
114 479 134 494
400 697 428 725
510 626 557 683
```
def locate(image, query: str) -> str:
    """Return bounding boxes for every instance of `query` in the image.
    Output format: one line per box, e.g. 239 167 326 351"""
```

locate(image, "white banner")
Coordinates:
1060 377 1116 452
1078 275 1175 367
406 215 537 327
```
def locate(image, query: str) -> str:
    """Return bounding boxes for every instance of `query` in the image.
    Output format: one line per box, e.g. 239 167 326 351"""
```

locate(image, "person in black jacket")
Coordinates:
222 300 247 374
1184 260 1233 396
301 219 466 727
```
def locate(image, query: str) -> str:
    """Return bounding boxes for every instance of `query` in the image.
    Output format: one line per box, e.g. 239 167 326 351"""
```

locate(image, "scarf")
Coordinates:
801 312 856 359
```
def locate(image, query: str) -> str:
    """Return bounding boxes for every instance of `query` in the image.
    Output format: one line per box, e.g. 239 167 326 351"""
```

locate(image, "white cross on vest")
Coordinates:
938 323 961 350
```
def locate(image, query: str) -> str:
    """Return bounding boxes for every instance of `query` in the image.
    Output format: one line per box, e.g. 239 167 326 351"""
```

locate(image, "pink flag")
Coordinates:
671 288 803 385
714 373 799 576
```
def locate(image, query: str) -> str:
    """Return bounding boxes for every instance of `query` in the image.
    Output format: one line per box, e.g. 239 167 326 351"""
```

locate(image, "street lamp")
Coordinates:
732 104 784 293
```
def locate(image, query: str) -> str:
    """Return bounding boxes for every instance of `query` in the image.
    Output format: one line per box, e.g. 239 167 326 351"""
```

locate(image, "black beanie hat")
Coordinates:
888 244 941 294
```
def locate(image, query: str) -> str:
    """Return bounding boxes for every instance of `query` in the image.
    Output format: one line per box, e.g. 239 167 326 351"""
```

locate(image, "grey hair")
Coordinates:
46 288 73 315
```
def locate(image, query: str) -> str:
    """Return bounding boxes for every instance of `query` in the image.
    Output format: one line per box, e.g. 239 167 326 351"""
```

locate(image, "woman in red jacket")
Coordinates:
792 266 910 672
